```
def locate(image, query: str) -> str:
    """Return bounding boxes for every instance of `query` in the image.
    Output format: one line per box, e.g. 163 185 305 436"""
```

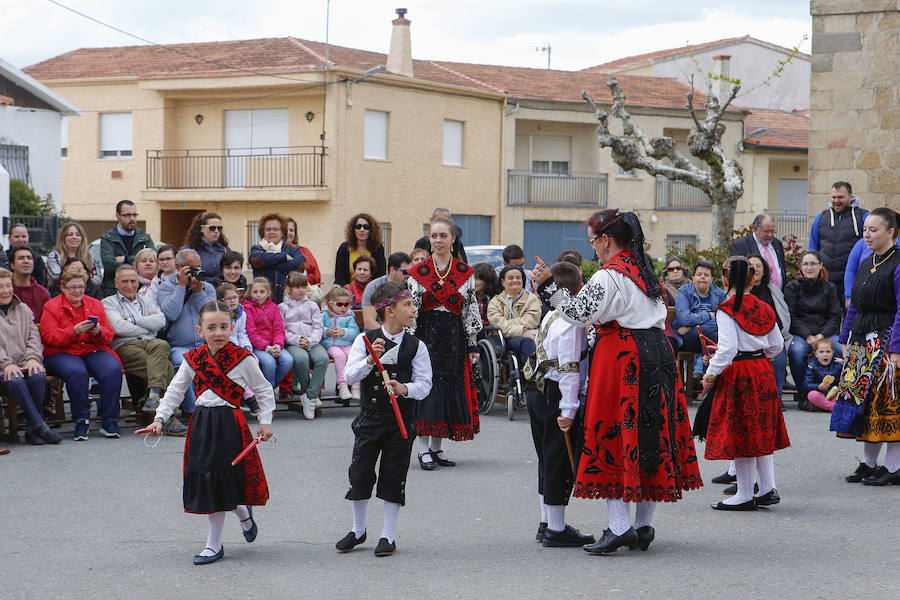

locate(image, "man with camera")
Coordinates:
156 249 216 417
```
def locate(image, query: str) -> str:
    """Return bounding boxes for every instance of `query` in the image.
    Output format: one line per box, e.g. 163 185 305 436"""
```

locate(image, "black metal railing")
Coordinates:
765 209 809 244
507 170 608 207
3 214 60 253
146 146 327 189
654 177 711 210
0 144 31 185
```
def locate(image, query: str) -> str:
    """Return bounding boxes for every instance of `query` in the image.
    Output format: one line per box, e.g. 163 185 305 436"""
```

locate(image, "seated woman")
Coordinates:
47 221 102 297
784 250 842 408
473 262 499 328
344 255 375 310
155 244 178 284
40 263 122 441
747 254 791 397
662 257 691 301
333 213 386 286
673 260 727 380
286 217 322 287
0 268 61 445
134 248 160 303
249 213 306 304
487 264 541 367
180 212 229 282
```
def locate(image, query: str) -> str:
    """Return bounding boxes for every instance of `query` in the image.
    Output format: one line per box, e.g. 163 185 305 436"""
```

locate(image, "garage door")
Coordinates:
523 220 594 265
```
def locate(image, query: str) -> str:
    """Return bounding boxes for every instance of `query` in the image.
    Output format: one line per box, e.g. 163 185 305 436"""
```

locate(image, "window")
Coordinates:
531 135 570 175
224 109 289 154
246 221 260 256
364 110 388 160
443 120 463 166
665 234 699 250
380 222 392 255
617 165 636 178
452 214 492 246
60 117 68 158
100 113 132 158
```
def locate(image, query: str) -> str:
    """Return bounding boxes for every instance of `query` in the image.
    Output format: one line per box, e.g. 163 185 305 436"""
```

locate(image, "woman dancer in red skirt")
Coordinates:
537 209 701 554
702 257 789 511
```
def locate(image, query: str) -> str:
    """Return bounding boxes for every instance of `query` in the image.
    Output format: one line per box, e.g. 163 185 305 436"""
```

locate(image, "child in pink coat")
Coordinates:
243 277 294 388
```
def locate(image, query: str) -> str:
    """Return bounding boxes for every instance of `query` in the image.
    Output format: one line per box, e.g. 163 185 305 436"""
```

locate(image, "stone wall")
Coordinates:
809 0 900 215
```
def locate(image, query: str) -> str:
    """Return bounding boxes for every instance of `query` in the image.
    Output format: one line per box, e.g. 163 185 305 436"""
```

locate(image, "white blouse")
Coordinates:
539 311 588 420
344 327 433 400
706 309 783 378
550 268 666 331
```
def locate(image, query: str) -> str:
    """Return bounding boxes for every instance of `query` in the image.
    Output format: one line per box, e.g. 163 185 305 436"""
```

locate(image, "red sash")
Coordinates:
410 258 473 316
717 294 775 335
184 342 252 406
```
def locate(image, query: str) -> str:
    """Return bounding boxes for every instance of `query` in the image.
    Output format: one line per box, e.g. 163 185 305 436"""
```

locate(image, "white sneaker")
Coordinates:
350 382 361 400
338 383 352 400
300 393 315 420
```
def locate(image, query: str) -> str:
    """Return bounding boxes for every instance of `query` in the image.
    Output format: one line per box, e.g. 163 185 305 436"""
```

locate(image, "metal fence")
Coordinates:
0 144 30 185
147 146 327 189
765 209 809 245
3 214 60 253
654 177 711 210
507 170 608 207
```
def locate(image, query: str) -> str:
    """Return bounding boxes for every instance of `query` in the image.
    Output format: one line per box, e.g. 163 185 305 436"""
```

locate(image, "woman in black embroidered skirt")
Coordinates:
408 218 482 469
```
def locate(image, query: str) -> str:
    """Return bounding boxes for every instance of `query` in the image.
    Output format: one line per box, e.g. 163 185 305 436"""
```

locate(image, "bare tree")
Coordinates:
583 77 743 247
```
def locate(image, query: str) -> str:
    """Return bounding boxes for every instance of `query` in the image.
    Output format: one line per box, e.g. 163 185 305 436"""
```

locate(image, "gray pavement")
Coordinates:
2 402 899 600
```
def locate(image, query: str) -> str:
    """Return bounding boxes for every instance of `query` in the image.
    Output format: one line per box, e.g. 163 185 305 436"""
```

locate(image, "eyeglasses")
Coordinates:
119 213 138 218
65 284 86 291
334 302 350 307
588 234 600 244
666 266 683 272
354 223 371 230
800 262 821 267
264 227 282 233
158 256 174 262
204 225 223 232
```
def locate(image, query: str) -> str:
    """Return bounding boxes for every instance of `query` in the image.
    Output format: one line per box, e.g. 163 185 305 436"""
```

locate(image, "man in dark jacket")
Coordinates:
100 200 155 296
808 181 867 301
413 207 467 263
730 214 786 290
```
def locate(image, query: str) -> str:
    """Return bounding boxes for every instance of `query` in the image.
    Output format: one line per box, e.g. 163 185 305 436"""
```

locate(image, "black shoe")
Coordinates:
335 530 366 552
846 462 879 483
542 524 596 547
24 430 45 445
535 522 547 542
723 482 758 495
418 453 436 471
633 526 655 551
193 545 224 565
710 471 737 484
374 537 396 557
710 499 758 511
583 528 638 555
241 506 258 542
862 466 900 486
755 488 781 506
429 450 456 467
37 425 62 444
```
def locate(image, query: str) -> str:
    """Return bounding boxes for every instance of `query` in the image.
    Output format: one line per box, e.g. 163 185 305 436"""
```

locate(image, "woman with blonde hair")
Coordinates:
47 221 101 295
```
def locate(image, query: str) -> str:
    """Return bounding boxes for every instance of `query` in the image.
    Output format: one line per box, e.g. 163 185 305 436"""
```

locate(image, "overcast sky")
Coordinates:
5 0 811 72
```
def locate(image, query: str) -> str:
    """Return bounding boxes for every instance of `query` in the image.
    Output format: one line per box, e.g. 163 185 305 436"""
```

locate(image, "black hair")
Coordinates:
692 260 715 277
723 257 752 312
588 209 631 247
746 254 770 288
473 262 499 298
116 200 135 214
499 264 526 285
199 300 234 324
869 207 900 241
388 252 411 271
557 249 583 263
831 181 852 195
550 261 581 295
371 281 408 321
502 244 524 264
9 245 32 260
220 250 244 272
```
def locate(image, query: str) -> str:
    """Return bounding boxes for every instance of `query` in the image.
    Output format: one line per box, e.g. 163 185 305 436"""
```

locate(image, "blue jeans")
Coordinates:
170 345 201 413
788 335 842 394
680 320 718 375
506 336 537 369
0 371 47 430
44 352 122 428
772 348 787 397
254 349 294 387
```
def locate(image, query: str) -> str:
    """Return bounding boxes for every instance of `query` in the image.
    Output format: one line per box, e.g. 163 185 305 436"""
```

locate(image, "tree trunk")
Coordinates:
711 200 735 248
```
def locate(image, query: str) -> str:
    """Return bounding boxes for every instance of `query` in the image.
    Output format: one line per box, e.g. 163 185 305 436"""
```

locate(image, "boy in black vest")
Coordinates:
335 282 432 557
524 262 595 547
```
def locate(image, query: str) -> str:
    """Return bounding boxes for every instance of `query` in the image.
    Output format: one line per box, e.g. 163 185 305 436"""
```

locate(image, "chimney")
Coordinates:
386 8 413 77
711 55 731 104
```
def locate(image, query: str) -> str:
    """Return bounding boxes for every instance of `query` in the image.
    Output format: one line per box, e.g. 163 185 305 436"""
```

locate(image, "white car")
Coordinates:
465 245 505 269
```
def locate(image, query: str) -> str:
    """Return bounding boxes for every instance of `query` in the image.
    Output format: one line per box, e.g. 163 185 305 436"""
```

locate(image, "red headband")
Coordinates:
375 290 411 310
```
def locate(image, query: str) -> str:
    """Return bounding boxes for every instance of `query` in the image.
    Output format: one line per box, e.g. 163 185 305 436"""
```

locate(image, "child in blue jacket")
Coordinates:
801 337 843 412
322 286 361 400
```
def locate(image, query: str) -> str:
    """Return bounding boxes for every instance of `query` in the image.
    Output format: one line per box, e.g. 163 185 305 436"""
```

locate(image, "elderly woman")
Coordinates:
249 213 306 304
47 221 102 296
334 213 386 286
180 212 230 282
0 268 61 445
286 217 322 286
661 257 691 301
134 248 160 303
41 262 122 440
487 264 541 368
344 255 376 310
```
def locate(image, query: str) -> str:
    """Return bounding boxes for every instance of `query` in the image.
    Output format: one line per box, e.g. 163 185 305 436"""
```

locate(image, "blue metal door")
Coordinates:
453 214 492 246
523 220 594 265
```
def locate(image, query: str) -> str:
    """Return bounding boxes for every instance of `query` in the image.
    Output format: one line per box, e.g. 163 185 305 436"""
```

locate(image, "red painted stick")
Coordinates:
134 427 153 435
361 335 408 439
232 434 264 466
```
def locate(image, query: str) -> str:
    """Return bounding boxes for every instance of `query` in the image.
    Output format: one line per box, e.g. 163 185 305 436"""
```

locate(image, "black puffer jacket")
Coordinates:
784 276 842 340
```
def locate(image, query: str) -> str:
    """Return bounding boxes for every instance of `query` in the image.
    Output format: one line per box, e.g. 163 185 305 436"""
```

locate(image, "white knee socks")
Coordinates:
727 460 736 476
233 505 253 532
883 444 900 472
633 500 656 529
201 512 226 556
546 504 566 532
755 454 776 496
380 501 401 543
539 494 548 523
724 457 756 504
863 441 883 468
351 499 368 537
606 499 631 535
417 437 434 463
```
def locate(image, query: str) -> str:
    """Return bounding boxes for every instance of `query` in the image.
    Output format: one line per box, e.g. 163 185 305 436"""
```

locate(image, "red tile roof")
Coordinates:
581 37 747 73
743 109 808 150
24 37 713 109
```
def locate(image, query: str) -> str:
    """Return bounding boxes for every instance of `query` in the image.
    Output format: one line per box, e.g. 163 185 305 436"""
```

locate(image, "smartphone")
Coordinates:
87 315 99 326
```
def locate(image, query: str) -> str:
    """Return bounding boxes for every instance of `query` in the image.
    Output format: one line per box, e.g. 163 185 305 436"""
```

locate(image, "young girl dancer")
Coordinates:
322 286 361 401
147 300 274 565
702 257 790 510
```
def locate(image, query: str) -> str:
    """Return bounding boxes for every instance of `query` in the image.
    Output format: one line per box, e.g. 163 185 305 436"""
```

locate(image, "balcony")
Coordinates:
765 209 809 245
654 177 711 210
146 146 326 190
507 170 608 208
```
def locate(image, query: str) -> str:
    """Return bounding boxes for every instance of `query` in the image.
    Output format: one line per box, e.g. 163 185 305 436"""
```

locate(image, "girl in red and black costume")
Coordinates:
539 209 701 555
147 300 275 565
702 257 789 511
408 217 482 469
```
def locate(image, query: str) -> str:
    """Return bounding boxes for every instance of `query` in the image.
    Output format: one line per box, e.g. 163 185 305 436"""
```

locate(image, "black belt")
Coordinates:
734 350 765 361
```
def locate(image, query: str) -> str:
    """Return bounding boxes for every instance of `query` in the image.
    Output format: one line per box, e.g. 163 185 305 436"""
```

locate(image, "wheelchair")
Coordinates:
474 326 528 420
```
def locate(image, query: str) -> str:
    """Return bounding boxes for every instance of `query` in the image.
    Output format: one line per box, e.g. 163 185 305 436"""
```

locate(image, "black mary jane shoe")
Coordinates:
710 499 758 511
633 526 655 551
418 453 436 471
723 482 758 495
335 530 367 552
535 522 547 543
241 507 258 542
754 488 781 506
542 524 595 547
862 466 900 486
374 537 396 557
193 545 224 565
583 528 638 555
429 450 456 467
710 471 737 484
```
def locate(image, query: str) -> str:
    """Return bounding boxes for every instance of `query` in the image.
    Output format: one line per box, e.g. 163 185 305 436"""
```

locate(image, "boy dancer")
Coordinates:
335 282 432 557
525 262 595 547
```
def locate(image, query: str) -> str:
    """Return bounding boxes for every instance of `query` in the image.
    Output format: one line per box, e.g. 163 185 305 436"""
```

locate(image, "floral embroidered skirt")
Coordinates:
574 326 702 502
705 357 790 460
183 406 269 514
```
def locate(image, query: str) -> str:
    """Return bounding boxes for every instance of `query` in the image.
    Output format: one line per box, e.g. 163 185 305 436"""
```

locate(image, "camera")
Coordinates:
188 266 206 280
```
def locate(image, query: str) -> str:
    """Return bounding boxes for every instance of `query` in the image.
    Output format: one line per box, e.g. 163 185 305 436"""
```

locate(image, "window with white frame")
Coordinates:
60 117 68 158
443 120 463 166
364 110 388 160
224 108 289 155
99 113 133 158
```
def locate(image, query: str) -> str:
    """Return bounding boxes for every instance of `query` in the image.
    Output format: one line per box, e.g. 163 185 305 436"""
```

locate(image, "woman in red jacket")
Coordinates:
41 262 123 441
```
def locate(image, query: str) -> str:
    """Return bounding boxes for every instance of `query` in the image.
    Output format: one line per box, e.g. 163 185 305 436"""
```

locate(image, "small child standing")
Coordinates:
335 282 432 557
803 337 843 412
321 286 361 400
243 277 294 392
218 283 260 417
280 272 329 420
524 262 595 548
147 300 274 565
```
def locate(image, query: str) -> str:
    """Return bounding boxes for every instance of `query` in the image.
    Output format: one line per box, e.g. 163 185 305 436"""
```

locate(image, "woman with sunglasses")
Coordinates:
334 214 386 286
181 212 230 282
661 257 691 300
